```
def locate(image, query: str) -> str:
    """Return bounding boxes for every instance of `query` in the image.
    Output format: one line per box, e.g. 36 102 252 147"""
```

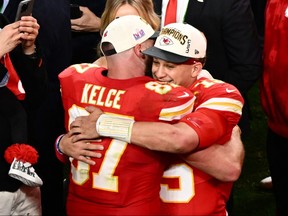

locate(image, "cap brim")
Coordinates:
142 46 189 63
149 31 159 39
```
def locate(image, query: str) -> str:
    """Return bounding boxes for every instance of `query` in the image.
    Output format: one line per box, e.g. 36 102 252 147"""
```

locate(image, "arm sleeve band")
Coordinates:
96 114 135 143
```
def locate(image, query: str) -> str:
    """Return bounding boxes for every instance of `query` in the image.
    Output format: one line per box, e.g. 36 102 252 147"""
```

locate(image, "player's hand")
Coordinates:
19 16 40 54
71 6 101 32
69 106 104 142
59 134 104 165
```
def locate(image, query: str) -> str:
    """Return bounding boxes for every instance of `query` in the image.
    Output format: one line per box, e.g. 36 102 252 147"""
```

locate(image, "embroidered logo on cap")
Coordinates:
160 37 174 46
133 29 145 40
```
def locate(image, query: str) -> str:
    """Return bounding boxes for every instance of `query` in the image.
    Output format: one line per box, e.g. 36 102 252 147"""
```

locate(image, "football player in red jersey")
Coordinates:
55 15 197 216
68 23 244 215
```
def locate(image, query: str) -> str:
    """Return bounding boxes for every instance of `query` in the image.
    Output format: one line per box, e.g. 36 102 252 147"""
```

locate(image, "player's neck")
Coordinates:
107 64 145 79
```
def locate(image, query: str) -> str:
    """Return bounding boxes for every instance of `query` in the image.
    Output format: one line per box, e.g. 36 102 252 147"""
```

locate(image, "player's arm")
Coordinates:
70 107 227 153
131 121 199 153
69 106 200 153
183 125 245 182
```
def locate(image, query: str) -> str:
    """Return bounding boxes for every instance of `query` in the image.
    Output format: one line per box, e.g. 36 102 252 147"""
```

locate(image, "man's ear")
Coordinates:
191 62 203 78
134 44 145 59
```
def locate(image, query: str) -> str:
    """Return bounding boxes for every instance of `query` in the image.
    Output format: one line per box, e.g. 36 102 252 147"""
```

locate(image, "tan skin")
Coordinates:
152 58 200 88
71 6 101 32
0 16 40 58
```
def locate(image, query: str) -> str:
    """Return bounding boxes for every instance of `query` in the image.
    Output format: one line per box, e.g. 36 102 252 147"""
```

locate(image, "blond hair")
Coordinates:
100 0 160 35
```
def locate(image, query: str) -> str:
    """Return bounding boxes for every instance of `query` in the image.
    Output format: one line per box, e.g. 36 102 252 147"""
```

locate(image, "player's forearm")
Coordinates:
131 121 199 153
183 137 244 182
96 114 199 153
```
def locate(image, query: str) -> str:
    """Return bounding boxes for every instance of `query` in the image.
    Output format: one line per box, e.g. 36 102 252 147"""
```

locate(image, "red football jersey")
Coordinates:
160 77 243 215
58 63 195 215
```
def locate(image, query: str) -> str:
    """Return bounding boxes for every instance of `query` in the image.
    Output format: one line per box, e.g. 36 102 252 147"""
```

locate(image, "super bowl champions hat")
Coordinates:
143 23 207 63
101 15 156 56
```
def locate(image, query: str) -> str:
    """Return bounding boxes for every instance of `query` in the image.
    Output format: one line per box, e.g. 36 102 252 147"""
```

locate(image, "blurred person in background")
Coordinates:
4 0 72 215
0 5 46 214
70 0 106 64
250 0 266 48
260 0 288 215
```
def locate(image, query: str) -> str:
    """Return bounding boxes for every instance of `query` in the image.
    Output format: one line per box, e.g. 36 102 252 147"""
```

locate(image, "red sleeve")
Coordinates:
180 78 244 149
180 108 234 149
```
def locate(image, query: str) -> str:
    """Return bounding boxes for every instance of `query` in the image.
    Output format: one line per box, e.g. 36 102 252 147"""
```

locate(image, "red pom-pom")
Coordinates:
4 144 39 165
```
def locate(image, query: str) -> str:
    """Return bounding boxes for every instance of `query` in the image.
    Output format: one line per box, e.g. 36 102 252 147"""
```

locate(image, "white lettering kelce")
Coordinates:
160 163 195 203
80 84 125 109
